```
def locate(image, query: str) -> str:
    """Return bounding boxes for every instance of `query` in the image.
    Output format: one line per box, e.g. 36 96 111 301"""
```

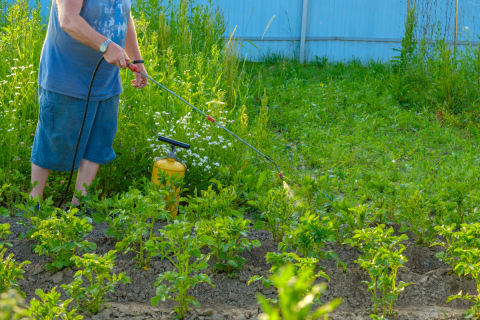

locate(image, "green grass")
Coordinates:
246 58 480 229
1 0 480 232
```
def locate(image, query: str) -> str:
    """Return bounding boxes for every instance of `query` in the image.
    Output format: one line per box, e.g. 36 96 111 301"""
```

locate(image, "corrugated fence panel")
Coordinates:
216 0 303 60
19 0 480 62
307 0 408 62
457 0 480 42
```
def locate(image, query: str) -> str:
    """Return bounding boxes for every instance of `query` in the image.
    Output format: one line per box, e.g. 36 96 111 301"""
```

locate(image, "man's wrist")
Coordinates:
99 39 112 53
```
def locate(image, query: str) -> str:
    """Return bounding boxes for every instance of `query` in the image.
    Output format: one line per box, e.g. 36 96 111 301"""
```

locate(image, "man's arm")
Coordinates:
124 14 148 89
56 0 127 69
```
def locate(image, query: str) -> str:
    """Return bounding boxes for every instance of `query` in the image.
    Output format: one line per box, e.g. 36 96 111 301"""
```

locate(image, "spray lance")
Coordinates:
58 58 289 209
124 60 286 181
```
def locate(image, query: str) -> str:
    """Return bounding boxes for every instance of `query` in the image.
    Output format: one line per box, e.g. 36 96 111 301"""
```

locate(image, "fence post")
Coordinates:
300 0 309 64
455 0 459 49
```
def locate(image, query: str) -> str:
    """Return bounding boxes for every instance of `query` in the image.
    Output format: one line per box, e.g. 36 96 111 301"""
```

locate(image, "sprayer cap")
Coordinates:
153 158 186 172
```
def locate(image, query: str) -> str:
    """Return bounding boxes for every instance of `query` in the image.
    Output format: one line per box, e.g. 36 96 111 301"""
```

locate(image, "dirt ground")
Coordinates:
2 216 476 320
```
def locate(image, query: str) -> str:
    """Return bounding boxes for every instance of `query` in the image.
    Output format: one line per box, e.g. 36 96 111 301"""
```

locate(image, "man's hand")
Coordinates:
103 42 128 69
130 64 148 89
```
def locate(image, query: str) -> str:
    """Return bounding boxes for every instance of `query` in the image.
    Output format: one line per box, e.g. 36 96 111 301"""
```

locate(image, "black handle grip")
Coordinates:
158 135 190 149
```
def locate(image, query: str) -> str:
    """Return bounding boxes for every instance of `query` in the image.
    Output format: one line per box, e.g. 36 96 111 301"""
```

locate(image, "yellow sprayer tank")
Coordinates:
151 136 190 219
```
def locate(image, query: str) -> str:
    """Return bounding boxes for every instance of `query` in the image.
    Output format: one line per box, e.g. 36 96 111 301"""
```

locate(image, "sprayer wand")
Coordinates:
126 60 285 181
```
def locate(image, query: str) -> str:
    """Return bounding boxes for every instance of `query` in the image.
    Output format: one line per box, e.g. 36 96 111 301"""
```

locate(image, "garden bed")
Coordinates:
2 216 476 320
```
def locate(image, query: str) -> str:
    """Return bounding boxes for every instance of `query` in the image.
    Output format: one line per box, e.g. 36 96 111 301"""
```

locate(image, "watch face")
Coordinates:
100 44 106 52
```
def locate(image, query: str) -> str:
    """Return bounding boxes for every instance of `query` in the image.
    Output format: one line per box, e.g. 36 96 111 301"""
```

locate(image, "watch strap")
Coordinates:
100 39 112 53
132 60 145 64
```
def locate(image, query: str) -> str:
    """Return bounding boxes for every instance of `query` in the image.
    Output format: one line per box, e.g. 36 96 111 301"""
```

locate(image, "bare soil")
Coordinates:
1 216 476 320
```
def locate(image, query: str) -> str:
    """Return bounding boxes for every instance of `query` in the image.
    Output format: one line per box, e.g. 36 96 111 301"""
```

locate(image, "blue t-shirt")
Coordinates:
39 0 131 101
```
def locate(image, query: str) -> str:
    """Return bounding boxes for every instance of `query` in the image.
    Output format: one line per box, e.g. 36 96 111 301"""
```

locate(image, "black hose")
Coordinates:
58 57 104 208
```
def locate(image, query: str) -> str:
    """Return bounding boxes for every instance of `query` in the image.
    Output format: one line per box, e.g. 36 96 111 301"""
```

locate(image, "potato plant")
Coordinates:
148 220 214 319
196 216 261 274
439 178 480 228
249 234 331 303
256 264 342 320
25 287 82 320
183 179 241 220
295 173 335 211
0 169 26 217
230 168 269 201
345 225 413 318
15 194 57 239
0 184 10 217
323 195 372 245
282 211 345 269
249 252 328 295
0 223 30 297
94 184 170 269
0 289 26 320
31 208 97 272
433 223 480 318
395 188 437 245
71 179 104 217
62 251 130 315
250 188 297 242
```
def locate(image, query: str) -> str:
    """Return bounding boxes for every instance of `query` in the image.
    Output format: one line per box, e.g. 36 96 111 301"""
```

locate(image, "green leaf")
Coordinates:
251 239 262 247
253 220 264 230
256 171 267 190
227 260 238 268
151 295 162 306
191 248 201 259
191 298 200 308
196 261 209 270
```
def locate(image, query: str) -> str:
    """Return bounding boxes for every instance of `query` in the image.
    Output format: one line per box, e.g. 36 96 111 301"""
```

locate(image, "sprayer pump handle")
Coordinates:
158 135 190 150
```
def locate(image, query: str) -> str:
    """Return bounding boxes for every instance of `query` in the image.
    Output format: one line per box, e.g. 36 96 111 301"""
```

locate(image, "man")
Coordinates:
29 0 148 205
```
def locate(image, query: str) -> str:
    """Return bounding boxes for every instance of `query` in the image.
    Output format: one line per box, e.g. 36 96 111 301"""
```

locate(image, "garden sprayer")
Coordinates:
59 58 291 209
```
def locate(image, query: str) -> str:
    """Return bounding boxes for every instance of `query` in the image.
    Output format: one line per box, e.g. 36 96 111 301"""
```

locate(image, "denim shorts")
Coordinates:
31 87 119 171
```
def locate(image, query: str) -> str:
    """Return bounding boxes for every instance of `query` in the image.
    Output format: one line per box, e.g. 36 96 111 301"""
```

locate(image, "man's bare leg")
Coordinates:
30 163 51 200
71 158 100 206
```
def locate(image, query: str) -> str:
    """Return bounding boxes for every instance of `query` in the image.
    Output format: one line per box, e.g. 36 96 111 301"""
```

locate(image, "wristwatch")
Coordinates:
99 39 112 53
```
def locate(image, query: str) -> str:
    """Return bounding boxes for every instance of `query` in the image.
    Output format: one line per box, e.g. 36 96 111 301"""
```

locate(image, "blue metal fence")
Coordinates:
18 0 480 62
